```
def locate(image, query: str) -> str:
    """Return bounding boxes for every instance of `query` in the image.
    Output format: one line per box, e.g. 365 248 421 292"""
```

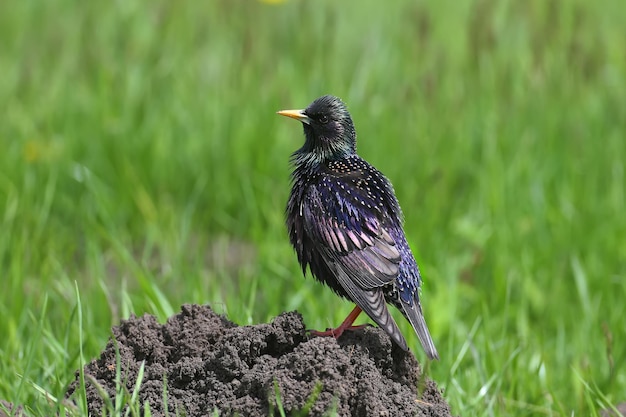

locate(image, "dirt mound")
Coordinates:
67 304 452 416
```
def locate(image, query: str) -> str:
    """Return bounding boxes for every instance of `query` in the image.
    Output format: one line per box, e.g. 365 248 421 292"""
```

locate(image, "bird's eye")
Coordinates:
318 114 329 124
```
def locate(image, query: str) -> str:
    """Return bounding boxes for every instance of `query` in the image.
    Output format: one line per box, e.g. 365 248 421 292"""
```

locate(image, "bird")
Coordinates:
277 95 439 360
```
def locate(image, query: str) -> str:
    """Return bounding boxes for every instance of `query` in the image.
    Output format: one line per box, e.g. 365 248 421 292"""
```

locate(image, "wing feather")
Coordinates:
326 258 408 351
303 182 401 290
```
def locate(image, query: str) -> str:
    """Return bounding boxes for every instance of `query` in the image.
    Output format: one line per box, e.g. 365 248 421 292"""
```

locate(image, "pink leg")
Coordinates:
310 305 368 339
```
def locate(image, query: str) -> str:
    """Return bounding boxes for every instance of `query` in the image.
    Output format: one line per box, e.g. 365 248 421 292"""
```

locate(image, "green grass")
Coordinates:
1 0 625 415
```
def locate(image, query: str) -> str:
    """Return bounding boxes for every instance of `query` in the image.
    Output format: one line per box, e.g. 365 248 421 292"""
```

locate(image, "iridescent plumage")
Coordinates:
279 95 438 359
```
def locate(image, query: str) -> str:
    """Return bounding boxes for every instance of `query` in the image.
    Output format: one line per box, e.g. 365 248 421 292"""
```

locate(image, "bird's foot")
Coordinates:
309 324 371 339
307 305 366 339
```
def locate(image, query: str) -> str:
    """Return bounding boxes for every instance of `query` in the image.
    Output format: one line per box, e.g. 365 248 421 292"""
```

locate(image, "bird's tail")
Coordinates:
401 302 439 360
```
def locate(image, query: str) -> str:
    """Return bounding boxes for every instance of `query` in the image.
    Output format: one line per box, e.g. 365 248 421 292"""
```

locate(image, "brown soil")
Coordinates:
66 304 453 416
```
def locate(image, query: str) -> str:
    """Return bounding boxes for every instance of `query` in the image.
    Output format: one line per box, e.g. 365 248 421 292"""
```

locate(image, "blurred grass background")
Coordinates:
1 0 625 415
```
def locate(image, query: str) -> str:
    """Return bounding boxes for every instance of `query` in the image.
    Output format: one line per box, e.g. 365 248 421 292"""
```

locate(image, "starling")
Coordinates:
278 95 439 359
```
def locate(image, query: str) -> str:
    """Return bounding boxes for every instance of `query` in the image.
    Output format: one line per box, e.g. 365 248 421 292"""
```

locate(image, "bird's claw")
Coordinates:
307 324 372 339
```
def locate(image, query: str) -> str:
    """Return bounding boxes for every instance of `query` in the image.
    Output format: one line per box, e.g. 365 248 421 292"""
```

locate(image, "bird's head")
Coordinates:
278 95 356 163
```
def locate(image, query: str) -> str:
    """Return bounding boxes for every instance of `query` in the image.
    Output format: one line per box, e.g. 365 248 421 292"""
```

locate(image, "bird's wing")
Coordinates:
327 263 408 351
302 181 401 289
302 180 409 350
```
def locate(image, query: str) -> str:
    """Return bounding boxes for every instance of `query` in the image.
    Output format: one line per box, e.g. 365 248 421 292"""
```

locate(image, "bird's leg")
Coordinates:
309 305 369 339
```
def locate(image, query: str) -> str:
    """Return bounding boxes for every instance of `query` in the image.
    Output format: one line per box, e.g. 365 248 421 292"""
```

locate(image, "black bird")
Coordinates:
278 95 439 359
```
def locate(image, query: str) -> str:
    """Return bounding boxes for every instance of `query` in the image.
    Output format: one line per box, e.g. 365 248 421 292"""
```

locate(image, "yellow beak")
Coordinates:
277 109 312 125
